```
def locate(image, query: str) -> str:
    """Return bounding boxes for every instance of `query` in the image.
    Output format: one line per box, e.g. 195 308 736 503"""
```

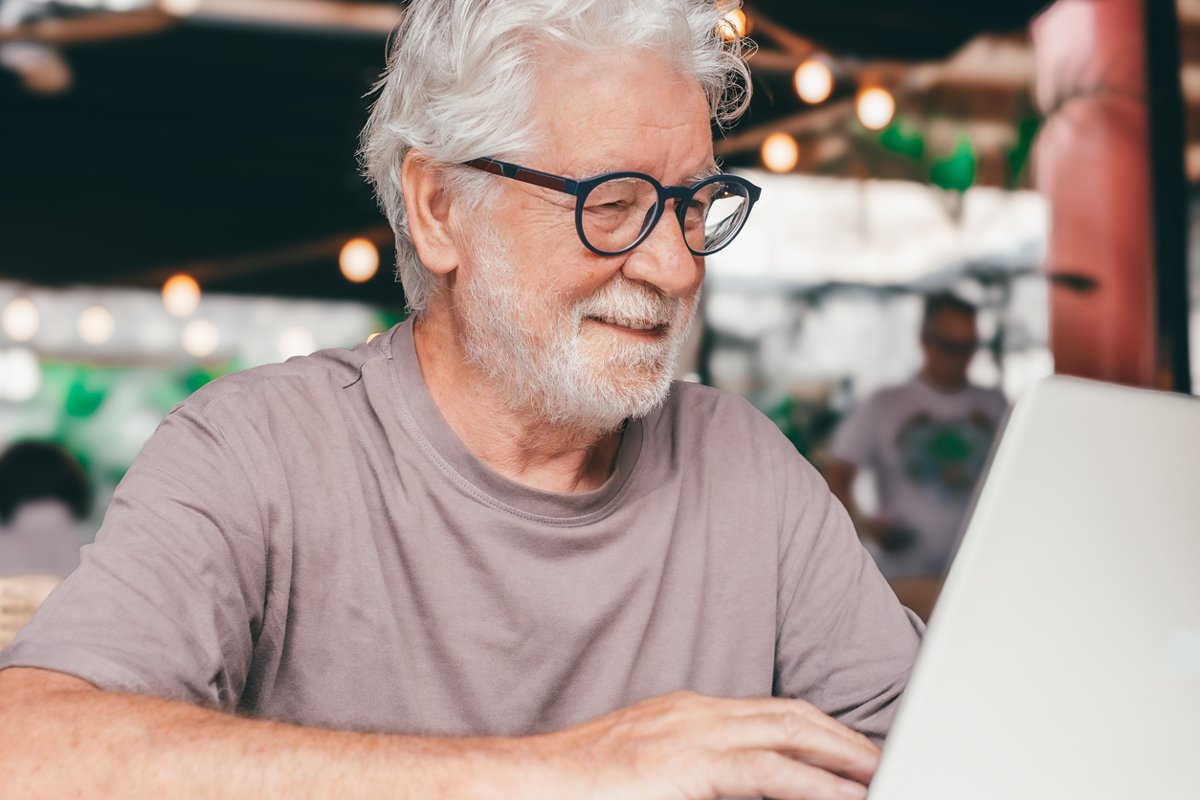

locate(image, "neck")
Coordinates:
412 311 623 494
919 368 968 393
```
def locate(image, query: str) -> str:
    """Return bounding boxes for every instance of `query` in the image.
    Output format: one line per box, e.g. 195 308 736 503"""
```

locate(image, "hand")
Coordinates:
526 690 880 800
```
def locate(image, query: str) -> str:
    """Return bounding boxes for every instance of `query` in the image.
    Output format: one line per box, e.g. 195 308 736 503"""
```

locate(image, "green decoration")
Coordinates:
878 119 926 162
1006 116 1040 186
185 368 221 395
765 395 811 457
65 372 108 418
376 308 407 331
929 133 977 193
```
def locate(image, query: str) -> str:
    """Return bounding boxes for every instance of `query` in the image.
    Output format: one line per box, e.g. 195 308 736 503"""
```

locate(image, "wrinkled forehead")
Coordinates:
520 43 716 180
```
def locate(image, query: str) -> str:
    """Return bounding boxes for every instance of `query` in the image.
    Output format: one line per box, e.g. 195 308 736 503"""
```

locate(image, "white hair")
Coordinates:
359 0 752 315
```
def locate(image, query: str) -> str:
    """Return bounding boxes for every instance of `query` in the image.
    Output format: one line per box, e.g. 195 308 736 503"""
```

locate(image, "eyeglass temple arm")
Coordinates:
464 158 578 195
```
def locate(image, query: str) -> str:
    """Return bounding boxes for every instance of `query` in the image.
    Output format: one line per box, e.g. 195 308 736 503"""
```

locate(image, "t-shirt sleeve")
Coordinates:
769 424 923 743
0 395 267 711
829 397 876 467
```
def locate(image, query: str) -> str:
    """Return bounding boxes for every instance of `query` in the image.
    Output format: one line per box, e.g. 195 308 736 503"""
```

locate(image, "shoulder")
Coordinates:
137 328 399 470
174 329 393 425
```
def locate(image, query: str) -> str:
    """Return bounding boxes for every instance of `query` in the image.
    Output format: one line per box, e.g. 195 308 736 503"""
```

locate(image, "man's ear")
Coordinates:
401 151 460 277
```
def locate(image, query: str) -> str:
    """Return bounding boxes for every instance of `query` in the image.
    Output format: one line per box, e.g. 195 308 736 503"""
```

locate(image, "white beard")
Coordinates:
457 225 699 434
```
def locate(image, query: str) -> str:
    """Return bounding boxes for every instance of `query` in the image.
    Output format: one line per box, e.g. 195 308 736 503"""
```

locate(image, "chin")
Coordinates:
536 364 674 432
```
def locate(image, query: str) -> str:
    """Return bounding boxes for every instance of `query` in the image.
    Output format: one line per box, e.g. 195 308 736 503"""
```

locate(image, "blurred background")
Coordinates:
0 0 1194 544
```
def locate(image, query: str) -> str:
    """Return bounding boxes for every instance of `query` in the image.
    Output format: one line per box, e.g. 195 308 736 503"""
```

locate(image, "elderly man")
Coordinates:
0 1 921 797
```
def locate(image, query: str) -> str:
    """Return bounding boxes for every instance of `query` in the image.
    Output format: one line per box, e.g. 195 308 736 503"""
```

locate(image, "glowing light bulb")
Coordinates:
162 273 201 318
182 318 219 358
794 59 833 104
0 347 41 402
78 305 115 346
2 297 39 342
857 87 896 131
719 8 747 40
339 237 380 284
761 132 799 174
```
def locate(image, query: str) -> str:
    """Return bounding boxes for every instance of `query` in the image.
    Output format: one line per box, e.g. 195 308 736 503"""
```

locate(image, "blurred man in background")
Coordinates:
0 441 91 649
0 440 89 578
827 293 1008 586
0 2 921 797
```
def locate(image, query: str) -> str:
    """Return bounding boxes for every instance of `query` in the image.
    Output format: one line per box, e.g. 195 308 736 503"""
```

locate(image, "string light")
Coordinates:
339 237 380 284
761 132 800 174
0 347 41 403
2 297 39 342
78 305 115 346
719 8 747 40
856 87 896 131
794 59 834 105
162 273 201 318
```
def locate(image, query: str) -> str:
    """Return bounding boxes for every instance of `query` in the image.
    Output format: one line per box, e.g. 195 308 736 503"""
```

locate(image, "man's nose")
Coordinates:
619 208 703 299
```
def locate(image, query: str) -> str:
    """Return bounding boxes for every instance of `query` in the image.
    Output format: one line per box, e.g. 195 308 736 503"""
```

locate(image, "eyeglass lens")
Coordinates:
579 176 750 255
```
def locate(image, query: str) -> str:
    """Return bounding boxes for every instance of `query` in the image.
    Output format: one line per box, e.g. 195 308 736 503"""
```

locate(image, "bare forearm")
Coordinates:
1 670 881 800
0 668 527 798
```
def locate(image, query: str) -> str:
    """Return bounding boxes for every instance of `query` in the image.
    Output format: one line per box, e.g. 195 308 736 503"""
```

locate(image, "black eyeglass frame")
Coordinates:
463 157 762 257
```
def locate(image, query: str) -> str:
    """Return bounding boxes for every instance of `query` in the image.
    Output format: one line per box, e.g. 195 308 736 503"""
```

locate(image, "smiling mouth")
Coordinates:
586 316 668 337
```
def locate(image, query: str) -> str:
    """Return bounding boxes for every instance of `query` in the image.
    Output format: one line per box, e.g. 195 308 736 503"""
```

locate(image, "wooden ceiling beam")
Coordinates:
0 10 176 45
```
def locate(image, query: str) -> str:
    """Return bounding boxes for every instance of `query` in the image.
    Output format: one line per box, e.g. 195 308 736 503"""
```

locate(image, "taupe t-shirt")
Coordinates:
1 321 922 740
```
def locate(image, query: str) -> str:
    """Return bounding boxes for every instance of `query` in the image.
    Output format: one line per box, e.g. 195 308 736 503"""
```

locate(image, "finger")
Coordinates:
626 692 878 782
719 697 879 753
721 712 879 786
711 749 869 800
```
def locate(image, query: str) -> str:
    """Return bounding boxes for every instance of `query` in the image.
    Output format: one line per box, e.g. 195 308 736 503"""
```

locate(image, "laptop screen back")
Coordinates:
868 376 1200 800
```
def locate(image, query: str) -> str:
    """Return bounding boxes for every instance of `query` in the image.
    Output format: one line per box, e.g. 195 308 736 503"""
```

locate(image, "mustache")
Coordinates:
573 278 684 329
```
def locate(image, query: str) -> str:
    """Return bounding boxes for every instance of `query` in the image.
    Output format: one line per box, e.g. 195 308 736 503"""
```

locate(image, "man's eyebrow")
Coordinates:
686 163 722 183
575 162 620 179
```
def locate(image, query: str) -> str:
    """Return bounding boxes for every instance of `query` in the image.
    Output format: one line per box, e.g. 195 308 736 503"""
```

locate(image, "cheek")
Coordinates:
553 253 627 306
501 211 627 304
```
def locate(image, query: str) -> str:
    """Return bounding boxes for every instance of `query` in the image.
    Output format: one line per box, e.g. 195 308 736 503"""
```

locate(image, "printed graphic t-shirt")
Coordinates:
831 377 1008 578
1 321 922 742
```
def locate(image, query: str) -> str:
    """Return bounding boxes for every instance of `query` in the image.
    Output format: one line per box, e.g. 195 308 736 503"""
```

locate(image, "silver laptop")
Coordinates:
868 376 1200 800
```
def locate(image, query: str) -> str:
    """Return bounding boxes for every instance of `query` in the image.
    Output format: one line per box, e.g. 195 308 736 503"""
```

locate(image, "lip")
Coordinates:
585 316 668 338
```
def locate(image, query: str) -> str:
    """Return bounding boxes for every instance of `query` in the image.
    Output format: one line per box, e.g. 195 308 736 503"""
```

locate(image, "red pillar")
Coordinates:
1032 0 1157 387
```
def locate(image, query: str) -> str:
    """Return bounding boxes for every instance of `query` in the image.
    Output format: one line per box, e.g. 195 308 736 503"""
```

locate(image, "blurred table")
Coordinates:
0 574 62 650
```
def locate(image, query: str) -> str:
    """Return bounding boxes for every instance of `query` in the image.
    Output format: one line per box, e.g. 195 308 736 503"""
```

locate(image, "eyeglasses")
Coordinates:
463 157 762 257
923 333 980 357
